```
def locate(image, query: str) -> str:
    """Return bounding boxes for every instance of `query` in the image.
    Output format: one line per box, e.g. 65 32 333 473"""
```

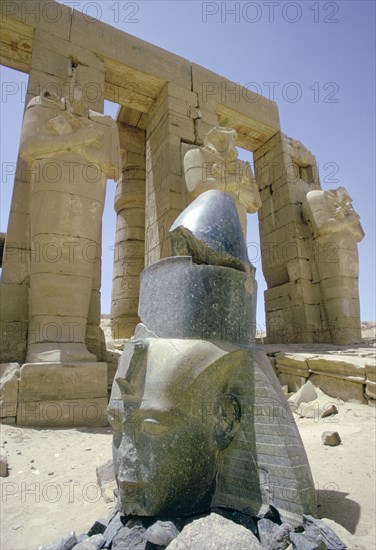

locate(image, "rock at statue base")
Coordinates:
112 525 146 549
38 532 77 550
71 534 104 550
166 513 262 549
257 518 293 549
144 521 180 546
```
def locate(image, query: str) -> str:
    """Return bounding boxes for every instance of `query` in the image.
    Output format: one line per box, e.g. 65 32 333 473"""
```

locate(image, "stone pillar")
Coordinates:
0 29 107 364
0 157 30 363
254 133 325 344
0 29 121 426
302 188 364 344
145 83 198 266
111 124 146 339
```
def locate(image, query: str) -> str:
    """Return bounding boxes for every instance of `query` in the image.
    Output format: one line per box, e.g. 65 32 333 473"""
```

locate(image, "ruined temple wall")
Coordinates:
144 83 199 267
254 133 328 344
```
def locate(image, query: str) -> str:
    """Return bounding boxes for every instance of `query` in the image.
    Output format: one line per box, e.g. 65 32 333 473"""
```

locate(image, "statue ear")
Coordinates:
214 394 241 450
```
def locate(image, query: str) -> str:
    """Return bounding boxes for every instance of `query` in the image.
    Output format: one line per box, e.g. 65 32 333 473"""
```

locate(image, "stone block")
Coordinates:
365 380 376 400
365 362 376 383
275 353 311 377
0 416 16 425
0 320 27 364
309 374 366 404
117 122 145 154
306 355 366 382
112 258 144 279
1 1 72 40
328 326 362 346
70 9 192 90
16 398 108 426
319 277 359 299
18 362 108 402
0 363 20 417
324 297 360 320
277 373 306 393
30 190 104 241
5 210 29 245
1 245 30 285
110 316 139 339
112 276 140 300
28 234 98 279
286 259 313 283
116 210 145 232
28 273 92 317
0 283 29 321
111 297 139 319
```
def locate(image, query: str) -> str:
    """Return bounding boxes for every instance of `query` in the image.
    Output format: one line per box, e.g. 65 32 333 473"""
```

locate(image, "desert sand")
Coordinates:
0 392 375 550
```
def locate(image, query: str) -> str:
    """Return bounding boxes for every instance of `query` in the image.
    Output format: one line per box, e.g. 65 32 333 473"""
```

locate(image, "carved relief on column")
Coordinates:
110 125 146 339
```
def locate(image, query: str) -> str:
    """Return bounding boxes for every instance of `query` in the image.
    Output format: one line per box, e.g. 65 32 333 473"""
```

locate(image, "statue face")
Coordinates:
108 339 238 517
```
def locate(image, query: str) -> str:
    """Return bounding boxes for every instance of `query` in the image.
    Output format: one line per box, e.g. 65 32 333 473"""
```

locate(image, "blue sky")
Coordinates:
1 0 375 328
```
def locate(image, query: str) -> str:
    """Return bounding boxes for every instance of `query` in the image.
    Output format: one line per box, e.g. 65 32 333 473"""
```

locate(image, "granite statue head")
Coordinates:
108 338 242 517
108 335 316 521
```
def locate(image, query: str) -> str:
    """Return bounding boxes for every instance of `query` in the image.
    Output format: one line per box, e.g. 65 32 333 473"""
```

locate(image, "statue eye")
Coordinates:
141 418 168 436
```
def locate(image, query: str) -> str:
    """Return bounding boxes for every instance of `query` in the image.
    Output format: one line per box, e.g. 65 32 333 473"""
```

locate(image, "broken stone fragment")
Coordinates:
144 520 180 546
257 517 280 547
302 515 346 550
269 523 294 550
321 431 342 446
289 531 327 549
320 404 339 418
86 518 108 537
288 381 318 408
112 525 146 549
70 534 104 550
38 532 77 550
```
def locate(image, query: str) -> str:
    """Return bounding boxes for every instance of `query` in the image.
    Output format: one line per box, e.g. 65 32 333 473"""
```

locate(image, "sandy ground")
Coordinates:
0 394 375 550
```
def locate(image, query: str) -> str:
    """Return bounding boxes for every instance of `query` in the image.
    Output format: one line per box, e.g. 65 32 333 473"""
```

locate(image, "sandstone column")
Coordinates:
110 124 146 339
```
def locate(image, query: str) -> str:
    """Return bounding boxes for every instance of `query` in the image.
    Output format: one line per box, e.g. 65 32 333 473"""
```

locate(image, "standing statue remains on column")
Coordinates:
303 187 364 344
184 126 261 238
19 78 120 362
